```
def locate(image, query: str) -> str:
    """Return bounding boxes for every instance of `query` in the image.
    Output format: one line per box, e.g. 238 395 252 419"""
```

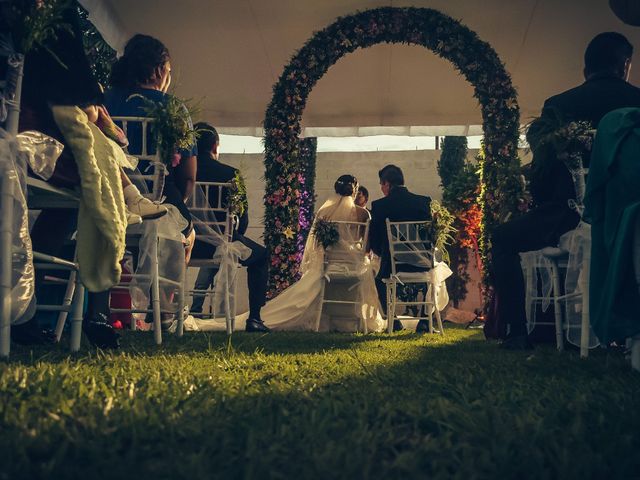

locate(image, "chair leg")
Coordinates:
386 282 393 334
433 286 444 336
550 260 564 352
224 269 232 335
0 174 15 358
176 260 186 337
69 278 84 352
579 251 591 358
55 269 76 341
315 278 326 332
361 299 368 335
151 239 162 345
231 273 237 333
631 336 640 373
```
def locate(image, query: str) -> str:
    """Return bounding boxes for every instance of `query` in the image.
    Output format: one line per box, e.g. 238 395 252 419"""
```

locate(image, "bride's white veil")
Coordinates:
301 193 367 274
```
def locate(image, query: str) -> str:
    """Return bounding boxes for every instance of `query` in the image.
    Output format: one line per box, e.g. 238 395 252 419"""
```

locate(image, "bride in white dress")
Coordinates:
258 175 385 332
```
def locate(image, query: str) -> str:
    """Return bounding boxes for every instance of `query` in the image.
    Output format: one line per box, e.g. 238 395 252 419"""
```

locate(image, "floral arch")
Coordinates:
263 6 523 296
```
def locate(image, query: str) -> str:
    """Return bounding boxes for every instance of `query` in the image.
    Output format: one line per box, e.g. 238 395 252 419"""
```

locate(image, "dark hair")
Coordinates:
334 174 358 196
584 32 633 78
357 185 369 200
378 165 404 187
194 122 219 156
110 34 170 89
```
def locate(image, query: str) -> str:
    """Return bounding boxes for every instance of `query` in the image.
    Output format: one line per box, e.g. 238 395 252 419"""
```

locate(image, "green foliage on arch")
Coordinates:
263 6 523 296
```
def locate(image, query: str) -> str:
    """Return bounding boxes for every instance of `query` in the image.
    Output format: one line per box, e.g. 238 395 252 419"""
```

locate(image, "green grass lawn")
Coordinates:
1 327 639 480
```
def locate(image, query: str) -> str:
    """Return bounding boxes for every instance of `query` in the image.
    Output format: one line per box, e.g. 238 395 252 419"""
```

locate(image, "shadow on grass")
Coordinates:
1 329 639 480
4 326 478 364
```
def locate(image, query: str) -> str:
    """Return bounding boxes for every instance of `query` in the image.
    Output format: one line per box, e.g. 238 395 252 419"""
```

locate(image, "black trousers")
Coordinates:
191 234 268 318
375 264 429 316
490 205 579 338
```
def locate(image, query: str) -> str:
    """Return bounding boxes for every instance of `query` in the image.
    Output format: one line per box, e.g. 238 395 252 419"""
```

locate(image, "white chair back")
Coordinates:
187 181 234 243
385 220 434 276
318 218 371 333
323 220 370 270
111 116 165 200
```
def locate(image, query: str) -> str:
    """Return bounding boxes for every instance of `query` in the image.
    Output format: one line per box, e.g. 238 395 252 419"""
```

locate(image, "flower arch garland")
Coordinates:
263 6 523 296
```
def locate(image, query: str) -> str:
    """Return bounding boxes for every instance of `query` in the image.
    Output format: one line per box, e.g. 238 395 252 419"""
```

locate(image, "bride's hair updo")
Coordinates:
334 174 358 196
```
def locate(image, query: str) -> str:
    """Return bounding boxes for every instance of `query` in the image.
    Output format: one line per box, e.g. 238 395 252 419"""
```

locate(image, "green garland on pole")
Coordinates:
438 136 482 306
297 137 317 257
263 6 523 297
77 4 116 87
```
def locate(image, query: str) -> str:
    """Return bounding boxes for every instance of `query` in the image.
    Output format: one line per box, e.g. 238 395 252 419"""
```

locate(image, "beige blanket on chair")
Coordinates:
51 106 127 292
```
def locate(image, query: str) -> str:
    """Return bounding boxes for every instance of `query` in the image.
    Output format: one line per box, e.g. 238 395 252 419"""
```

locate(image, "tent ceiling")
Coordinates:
82 0 640 134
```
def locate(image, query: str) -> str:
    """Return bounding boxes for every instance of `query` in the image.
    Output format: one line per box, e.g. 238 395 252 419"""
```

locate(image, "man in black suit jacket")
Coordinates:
190 123 269 332
491 32 640 349
369 165 432 332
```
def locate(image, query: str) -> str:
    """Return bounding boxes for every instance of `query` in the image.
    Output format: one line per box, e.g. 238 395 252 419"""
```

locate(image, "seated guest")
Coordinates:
489 32 640 350
9 0 151 348
368 165 432 333
583 108 640 346
189 124 269 333
234 174 382 333
355 185 369 209
104 34 197 260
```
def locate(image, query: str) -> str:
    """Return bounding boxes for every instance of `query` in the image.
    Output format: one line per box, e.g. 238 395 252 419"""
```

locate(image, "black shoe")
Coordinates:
246 318 270 333
84 313 120 349
144 312 174 331
11 320 56 345
393 320 404 332
499 335 533 351
416 320 431 334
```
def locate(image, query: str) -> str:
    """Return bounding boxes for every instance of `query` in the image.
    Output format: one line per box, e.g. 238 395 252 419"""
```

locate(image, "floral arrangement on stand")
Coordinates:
128 93 201 200
527 116 594 173
263 6 522 298
397 201 456 309
430 200 457 264
132 94 201 167
226 170 248 218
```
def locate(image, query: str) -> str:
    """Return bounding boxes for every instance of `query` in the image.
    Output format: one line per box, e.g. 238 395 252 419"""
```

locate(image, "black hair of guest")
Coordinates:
378 164 404 187
110 34 171 89
334 174 358 196
584 32 633 79
194 122 219 157
358 185 369 200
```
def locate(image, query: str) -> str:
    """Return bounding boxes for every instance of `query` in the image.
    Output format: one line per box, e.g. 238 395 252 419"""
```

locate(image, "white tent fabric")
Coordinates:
80 0 640 135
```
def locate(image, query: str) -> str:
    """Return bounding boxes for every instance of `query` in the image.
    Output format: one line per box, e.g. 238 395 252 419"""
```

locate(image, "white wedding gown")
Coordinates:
244 194 385 332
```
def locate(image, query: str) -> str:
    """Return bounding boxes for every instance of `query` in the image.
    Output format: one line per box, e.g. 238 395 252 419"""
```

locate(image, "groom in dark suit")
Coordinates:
189 123 269 332
490 32 640 349
369 165 432 332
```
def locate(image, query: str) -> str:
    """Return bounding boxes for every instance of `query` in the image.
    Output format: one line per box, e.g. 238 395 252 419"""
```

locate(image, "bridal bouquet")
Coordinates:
312 218 339 249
